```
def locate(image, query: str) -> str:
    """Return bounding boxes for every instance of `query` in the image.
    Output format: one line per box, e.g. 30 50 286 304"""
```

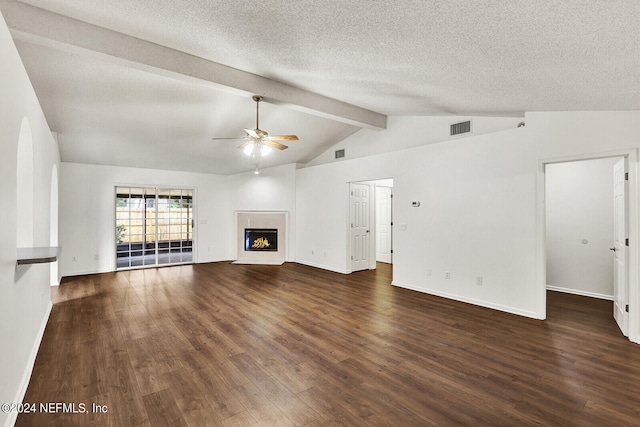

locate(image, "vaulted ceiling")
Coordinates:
3 0 639 174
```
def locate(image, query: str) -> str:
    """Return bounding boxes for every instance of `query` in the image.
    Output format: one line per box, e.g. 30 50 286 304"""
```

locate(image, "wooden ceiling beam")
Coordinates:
1 0 386 130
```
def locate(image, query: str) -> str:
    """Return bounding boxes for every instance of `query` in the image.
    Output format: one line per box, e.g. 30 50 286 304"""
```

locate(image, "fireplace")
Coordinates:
244 228 278 252
235 211 287 265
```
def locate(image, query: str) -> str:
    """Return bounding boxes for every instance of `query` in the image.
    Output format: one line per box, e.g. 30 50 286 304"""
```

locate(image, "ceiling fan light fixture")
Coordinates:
243 144 255 156
213 95 298 159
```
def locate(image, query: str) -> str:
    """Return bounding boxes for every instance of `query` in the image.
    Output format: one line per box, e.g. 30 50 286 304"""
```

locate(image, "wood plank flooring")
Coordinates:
16 262 640 426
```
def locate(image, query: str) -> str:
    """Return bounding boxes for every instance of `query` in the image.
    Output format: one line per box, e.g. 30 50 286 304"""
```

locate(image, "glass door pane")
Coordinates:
115 188 131 269
143 188 157 266
116 187 155 268
157 188 193 265
157 189 171 265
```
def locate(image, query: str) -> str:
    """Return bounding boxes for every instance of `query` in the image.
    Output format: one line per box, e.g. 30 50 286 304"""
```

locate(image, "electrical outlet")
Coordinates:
445 271 450 279
94 254 99 261
72 256 77 262
476 277 483 286
427 269 432 276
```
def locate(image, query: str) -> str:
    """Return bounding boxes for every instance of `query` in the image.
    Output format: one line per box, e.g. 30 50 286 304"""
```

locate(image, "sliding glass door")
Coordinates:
116 187 193 269
157 189 193 265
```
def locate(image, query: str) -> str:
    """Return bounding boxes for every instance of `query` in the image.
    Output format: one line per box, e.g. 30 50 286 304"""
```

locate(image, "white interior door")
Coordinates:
350 183 370 272
613 157 629 336
375 186 392 263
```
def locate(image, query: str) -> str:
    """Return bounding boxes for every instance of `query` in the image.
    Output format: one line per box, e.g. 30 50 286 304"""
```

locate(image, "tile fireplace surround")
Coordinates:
234 211 287 265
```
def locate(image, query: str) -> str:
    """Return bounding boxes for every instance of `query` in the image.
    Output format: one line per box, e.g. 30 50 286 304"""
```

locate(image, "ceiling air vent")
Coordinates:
450 120 472 136
335 149 345 159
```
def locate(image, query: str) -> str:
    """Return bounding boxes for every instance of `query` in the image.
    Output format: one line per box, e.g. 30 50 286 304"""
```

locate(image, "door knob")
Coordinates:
610 247 617 252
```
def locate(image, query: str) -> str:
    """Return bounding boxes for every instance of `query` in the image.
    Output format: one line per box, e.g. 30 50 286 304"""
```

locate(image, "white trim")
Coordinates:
60 256 231 279
295 260 350 275
392 281 539 319
50 271 61 286
547 286 614 301
539 149 634 165
61 268 113 277
535 159 547 319
628 150 639 344
195 256 232 265
537 148 640 343
5 301 52 427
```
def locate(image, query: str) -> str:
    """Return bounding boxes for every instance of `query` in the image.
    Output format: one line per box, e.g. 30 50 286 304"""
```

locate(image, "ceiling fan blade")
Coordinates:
237 140 254 149
269 135 299 141
219 97 294 151
243 128 261 139
264 140 288 150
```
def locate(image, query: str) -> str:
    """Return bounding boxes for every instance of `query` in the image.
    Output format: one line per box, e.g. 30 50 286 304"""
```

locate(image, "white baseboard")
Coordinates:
60 268 105 277
60 258 234 278
295 260 350 275
232 260 284 265
196 257 233 264
546 285 614 301
391 280 540 319
5 301 52 427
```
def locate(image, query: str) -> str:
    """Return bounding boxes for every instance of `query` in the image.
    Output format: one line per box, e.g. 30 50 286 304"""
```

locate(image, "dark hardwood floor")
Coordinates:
17 262 640 426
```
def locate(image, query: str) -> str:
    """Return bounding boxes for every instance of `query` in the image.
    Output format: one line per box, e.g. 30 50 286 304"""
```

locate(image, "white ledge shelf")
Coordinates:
17 246 61 265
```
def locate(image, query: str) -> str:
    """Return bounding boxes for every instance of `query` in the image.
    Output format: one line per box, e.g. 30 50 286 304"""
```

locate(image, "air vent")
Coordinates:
335 149 345 159
450 120 472 136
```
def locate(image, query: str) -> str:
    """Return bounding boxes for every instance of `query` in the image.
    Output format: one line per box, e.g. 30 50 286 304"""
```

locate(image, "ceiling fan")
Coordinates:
212 95 299 158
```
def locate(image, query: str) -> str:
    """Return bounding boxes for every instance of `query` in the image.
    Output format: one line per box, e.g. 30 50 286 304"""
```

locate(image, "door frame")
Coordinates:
348 182 373 272
113 184 197 270
347 178 394 273
374 184 393 264
536 148 639 343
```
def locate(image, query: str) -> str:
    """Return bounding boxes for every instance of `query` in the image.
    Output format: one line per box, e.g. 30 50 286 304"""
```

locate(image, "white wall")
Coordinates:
59 162 232 276
308 115 524 166
227 163 297 261
0 12 60 427
297 153 399 274
59 161 298 276
296 112 640 329
298 126 539 315
546 158 618 299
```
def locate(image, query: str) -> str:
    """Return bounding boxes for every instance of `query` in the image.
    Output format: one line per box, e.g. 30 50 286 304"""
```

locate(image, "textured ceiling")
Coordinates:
3 0 640 174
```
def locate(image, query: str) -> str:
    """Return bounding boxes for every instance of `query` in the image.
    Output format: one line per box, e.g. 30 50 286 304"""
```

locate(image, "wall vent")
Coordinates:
450 120 472 136
335 149 345 159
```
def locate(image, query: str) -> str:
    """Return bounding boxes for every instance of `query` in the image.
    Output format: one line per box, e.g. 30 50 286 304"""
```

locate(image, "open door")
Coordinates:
375 186 393 264
613 157 629 336
350 183 370 272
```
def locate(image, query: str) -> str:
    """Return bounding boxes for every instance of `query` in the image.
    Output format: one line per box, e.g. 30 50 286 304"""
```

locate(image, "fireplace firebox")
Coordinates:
244 228 278 252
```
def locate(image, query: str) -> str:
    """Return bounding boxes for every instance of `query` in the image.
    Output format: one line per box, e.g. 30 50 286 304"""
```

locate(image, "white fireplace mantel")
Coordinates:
234 211 288 265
